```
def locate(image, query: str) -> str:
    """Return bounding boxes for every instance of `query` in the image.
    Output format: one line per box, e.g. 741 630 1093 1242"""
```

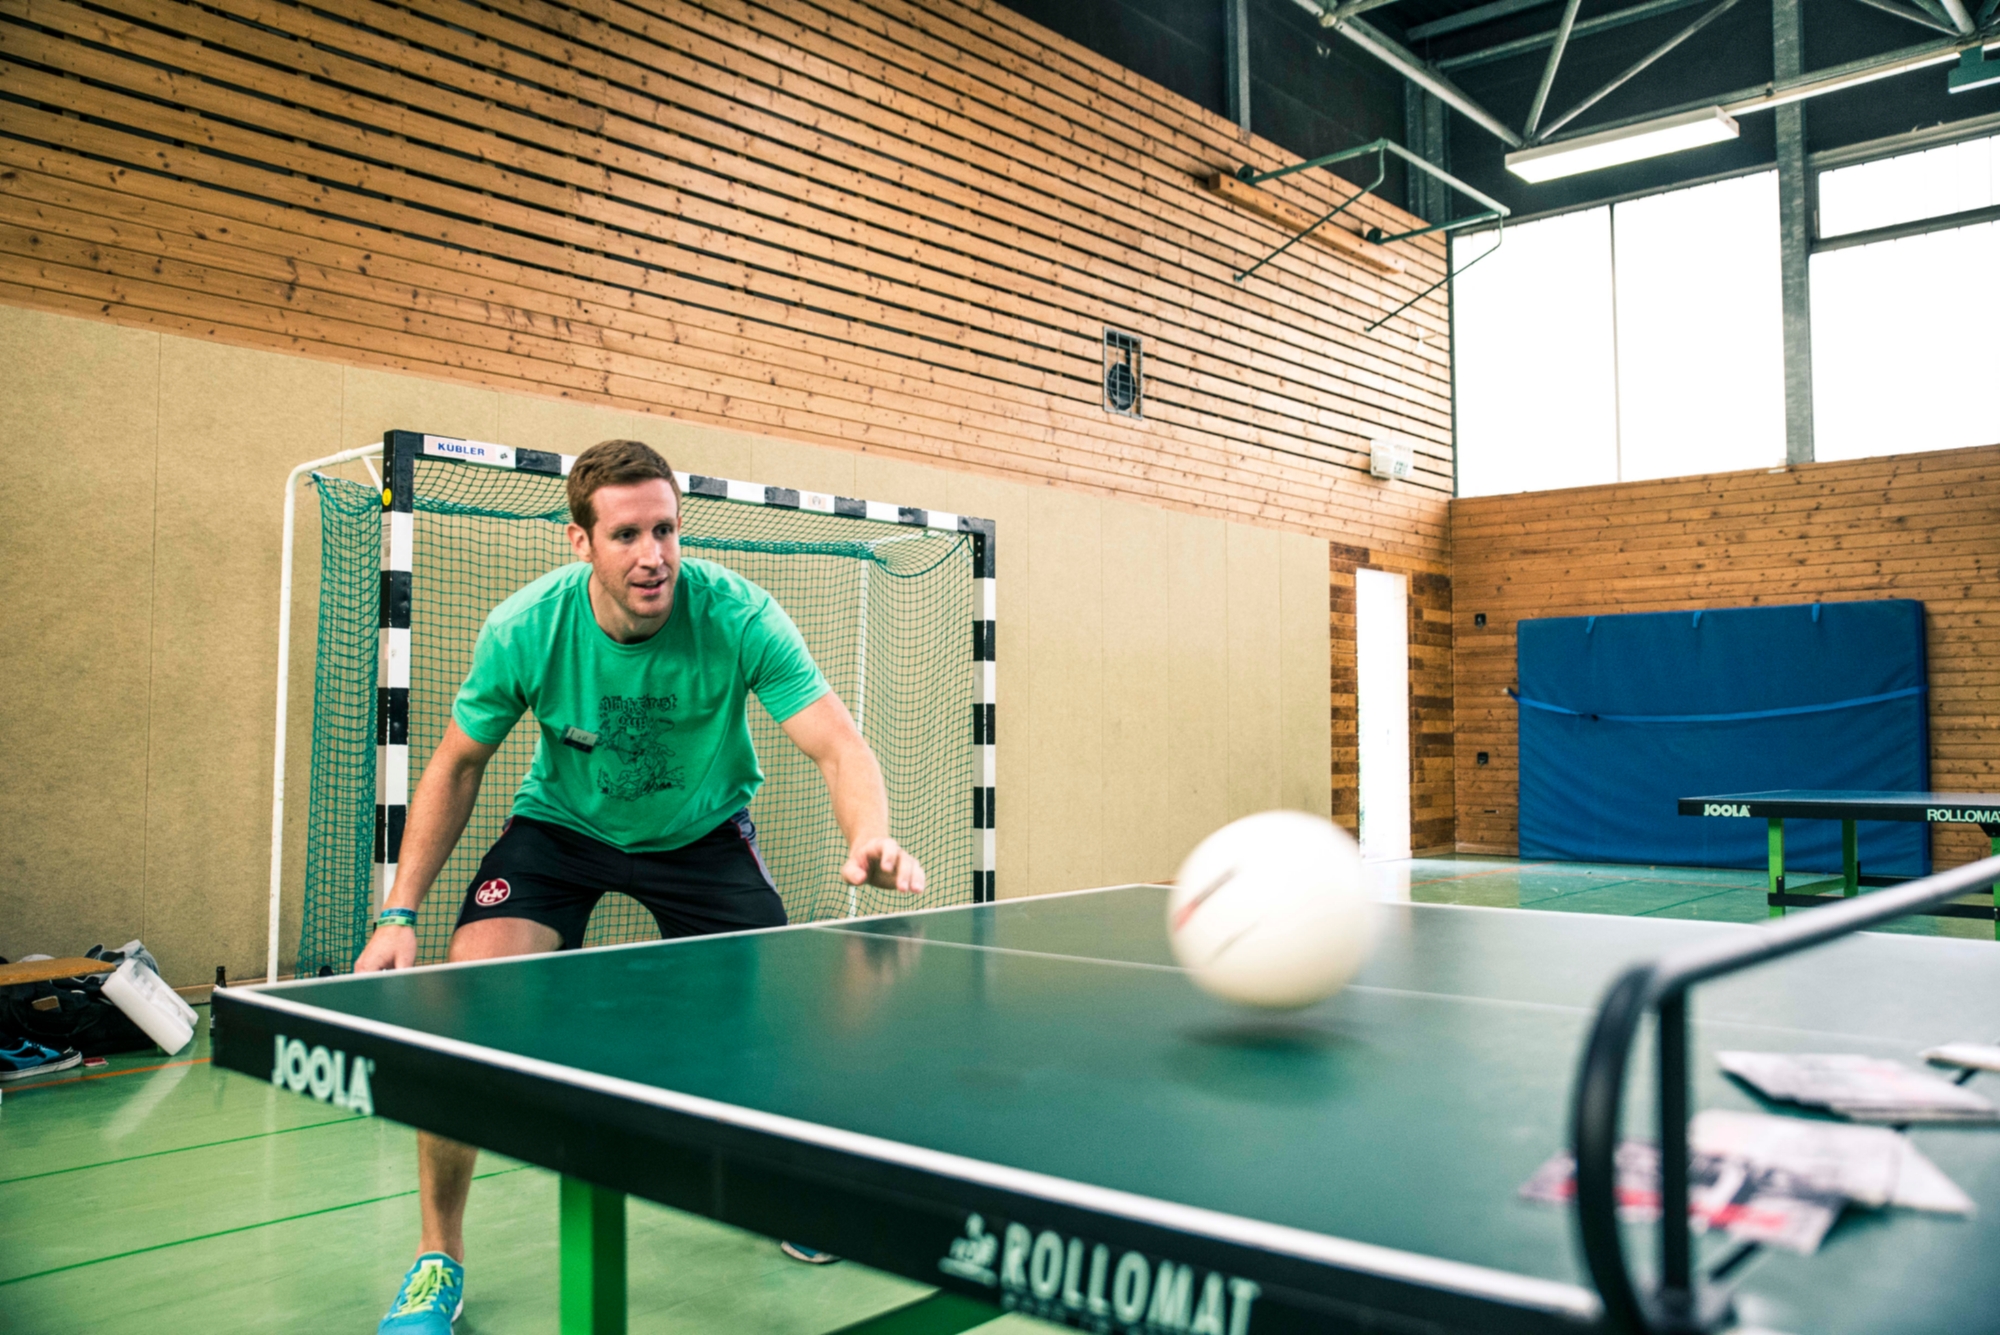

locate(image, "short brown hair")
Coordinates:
566 439 680 534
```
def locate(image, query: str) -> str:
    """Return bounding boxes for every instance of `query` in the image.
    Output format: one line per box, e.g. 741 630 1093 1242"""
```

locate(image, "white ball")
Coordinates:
1168 811 1377 1009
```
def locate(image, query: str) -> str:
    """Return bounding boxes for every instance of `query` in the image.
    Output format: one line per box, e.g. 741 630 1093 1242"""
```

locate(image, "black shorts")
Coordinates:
454 812 788 950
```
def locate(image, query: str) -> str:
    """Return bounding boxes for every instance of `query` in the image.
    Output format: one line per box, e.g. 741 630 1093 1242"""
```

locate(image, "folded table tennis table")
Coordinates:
213 883 2000 1335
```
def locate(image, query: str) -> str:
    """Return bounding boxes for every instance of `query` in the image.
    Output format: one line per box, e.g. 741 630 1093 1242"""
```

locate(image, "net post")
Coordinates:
969 519 997 904
374 431 419 918
1842 820 1858 896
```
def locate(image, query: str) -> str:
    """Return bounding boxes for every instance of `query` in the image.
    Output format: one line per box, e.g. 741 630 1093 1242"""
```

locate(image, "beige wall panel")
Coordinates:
944 470 1032 899
1279 532 1334 818
339 368 500 456
0 305 159 961
1226 524 1284 820
852 455 959 514
751 436 857 498
493 397 753 484
4 307 1339 973
1025 486 1104 895
1098 499 1173 884
146 337 344 984
1166 511 1231 871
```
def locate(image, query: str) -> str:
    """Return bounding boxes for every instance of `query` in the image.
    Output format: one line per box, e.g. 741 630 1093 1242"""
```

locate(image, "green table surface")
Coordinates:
250 886 2000 1334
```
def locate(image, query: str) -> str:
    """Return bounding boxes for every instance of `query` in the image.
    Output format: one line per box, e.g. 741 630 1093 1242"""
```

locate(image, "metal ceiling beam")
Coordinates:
1523 0 1587 137
1724 32 1994 112
1807 106 2000 168
1529 31 1995 145
1848 0 1960 36
1317 0 1406 21
1302 8 1527 145
1408 0 1557 42
1936 0 1978 30
1440 0 1715 72
1536 0 1744 140
1225 0 1252 133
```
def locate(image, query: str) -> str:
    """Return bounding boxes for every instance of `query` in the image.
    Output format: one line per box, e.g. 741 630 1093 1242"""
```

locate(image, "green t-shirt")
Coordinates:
451 559 829 852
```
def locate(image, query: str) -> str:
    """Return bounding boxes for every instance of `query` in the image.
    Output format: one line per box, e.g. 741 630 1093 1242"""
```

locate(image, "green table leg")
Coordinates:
1842 820 1859 897
1768 818 1786 918
560 1176 626 1335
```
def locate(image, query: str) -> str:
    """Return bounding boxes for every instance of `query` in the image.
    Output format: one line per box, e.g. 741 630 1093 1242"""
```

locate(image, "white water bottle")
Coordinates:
100 958 198 1055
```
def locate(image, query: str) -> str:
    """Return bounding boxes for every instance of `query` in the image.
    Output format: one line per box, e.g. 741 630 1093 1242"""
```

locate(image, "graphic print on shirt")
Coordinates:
595 693 683 800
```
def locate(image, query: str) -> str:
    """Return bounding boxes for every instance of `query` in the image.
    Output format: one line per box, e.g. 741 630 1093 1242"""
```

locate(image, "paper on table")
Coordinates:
1691 1109 1973 1214
1719 1051 2000 1123
1518 1142 1845 1254
1922 1042 2000 1075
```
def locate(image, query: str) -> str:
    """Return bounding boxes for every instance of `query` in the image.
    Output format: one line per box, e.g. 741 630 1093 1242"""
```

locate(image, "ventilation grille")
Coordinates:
1103 328 1143 418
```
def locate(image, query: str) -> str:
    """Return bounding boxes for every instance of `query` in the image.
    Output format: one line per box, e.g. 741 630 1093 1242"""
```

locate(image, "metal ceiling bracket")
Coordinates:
1232 153 1388 283
1366 222 1506 332
1229 138 1512 332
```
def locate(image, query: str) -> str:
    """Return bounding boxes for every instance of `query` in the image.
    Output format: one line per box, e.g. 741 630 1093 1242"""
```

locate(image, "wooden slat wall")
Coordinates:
0 0 1456 840
1452 443 2000 868
0 0 1450 549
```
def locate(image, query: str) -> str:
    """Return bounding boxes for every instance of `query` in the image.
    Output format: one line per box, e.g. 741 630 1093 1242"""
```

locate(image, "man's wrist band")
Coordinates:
376 907 418 929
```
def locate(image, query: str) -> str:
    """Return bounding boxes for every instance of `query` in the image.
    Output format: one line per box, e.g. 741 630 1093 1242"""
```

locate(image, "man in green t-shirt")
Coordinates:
354 439 924 1334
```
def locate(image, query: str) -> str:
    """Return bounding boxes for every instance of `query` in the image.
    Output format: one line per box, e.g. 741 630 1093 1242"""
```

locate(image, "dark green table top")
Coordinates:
233 886 2000 1335
1679 790 2000 823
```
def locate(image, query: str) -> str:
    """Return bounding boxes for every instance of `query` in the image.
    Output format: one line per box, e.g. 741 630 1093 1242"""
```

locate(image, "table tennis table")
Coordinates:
214 881 2000 1335
1679 790 2000 934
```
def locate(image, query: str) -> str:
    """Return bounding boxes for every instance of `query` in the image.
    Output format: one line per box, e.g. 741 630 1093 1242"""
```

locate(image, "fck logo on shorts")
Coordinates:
474 878 512 907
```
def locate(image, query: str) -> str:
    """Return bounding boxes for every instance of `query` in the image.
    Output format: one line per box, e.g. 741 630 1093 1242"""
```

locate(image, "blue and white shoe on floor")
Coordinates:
0 1037 81 1081
377 1253 463 1333
779 1241 841 1264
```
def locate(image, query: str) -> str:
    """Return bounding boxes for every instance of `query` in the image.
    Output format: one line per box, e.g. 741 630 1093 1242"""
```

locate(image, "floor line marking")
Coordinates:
0 1164 532 1288
3 1057 209 1092
0 1116 360 1186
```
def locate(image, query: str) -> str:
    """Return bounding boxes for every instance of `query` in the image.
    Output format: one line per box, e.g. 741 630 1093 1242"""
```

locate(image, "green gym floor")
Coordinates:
4 856 1990 1334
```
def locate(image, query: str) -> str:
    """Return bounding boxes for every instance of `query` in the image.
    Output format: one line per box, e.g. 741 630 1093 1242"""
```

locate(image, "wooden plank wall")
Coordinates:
1452 443 2000 867
0 0 1454 840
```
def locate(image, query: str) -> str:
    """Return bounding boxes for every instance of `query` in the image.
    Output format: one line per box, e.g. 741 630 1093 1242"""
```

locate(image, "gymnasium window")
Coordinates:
1453 173 1785 498
1810 130 2000 462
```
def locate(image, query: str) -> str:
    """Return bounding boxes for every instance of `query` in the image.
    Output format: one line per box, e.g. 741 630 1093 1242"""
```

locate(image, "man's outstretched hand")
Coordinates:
353 924 417 973
843 837 926 895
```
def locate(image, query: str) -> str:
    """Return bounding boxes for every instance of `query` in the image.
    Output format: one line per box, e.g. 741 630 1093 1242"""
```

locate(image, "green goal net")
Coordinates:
297 439 989 975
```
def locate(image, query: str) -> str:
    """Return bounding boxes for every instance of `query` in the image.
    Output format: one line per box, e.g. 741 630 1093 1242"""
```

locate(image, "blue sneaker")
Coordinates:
378 1253 463 1332
0 1037 81 1081
779 1241 841 1264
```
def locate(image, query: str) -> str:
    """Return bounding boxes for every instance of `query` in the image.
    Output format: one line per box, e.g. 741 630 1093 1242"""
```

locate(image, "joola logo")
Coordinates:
269 1034 374 1116
939 1214 1260 1334
1929 809 2000 824
1702 803 1753 817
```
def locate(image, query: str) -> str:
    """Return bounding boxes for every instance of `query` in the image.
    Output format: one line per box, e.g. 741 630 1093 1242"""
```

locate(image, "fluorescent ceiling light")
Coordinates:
1505 107 1739 183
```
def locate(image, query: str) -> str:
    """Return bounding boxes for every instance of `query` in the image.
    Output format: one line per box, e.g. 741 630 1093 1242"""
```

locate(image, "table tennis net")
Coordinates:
298 457 976 975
